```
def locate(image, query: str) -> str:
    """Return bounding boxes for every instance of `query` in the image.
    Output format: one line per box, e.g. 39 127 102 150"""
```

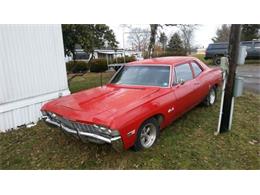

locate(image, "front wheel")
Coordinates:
204 87 217 106
133 118 159 151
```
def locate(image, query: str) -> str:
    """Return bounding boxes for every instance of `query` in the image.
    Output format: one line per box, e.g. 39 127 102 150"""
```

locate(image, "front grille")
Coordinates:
47 112 110 138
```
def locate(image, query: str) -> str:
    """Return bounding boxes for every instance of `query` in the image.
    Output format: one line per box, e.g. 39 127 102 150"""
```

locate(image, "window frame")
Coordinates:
254 41 260 48
190 60 203 78
241 41 253 48
173 62 194 85
211 43 228 49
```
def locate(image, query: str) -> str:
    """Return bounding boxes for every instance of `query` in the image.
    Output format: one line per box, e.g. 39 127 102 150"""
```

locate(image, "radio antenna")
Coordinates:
100 72 103 87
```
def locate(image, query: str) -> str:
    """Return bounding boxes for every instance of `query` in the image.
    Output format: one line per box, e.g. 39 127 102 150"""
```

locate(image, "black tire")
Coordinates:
213 56 221 66
204 87 217 106
133 118 159 151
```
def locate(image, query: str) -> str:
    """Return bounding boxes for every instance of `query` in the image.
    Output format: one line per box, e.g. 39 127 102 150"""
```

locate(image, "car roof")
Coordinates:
128 56 197 66
241 41 252 43
209 42 228 45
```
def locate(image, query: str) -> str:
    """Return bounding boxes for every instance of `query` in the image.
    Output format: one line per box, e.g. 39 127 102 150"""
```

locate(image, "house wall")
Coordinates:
0 24 70 131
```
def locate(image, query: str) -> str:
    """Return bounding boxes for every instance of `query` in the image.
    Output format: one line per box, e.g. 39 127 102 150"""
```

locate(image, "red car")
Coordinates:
41 57 222 151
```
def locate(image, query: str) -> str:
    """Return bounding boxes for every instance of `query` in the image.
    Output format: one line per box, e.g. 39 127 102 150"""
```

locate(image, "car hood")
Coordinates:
42 84 162 126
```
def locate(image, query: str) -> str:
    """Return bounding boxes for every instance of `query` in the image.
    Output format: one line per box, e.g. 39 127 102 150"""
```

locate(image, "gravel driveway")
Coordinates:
237 65 260 94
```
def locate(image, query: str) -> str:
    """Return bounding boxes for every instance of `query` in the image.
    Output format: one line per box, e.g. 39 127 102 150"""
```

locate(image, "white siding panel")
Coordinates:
0 24 68 104
0 89 70 131
0 24 70 131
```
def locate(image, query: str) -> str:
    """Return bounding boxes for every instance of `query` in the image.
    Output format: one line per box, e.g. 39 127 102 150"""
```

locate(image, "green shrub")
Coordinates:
143 51 187 59
89 59 108 72
113 56 136 63
192 54 214 65
66 61 89 73
153 51 187 58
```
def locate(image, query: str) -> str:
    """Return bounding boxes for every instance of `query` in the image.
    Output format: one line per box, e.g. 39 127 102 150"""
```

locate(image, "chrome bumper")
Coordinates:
43 116 123 151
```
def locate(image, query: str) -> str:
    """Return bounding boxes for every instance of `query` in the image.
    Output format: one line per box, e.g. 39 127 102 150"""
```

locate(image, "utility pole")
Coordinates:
219 24 241 133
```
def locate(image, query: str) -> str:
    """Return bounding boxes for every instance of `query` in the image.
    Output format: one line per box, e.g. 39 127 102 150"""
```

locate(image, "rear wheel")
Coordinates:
204 87 217 106
213 56 221 65
133 118 159 151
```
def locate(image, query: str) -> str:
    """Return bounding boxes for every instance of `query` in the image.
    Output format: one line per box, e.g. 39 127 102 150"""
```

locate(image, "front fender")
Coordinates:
110 95 173 149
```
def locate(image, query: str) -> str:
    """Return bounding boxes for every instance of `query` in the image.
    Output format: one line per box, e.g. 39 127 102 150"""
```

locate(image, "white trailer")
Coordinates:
0 24 70 132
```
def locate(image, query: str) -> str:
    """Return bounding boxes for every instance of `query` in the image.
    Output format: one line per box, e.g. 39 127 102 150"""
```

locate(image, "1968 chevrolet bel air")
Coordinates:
41 57 222 151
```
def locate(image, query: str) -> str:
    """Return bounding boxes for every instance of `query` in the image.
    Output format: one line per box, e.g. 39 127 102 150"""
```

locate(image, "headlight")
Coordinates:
44 111 58 121
92 125 120 137
110 130 120 137
93 124 111 135
41 110 47 116
50 113 56 118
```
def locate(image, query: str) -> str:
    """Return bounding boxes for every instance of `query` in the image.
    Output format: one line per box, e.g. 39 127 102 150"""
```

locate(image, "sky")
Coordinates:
109 24 221 49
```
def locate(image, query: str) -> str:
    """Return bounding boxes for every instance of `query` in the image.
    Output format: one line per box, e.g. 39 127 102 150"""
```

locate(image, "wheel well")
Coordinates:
152 114 164 125
214 54 224 58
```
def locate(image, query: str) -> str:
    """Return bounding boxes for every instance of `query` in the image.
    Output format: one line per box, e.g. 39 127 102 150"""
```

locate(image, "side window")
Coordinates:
212 44 228 49
191 62 202 77
241 41 252 48
175 63 193 83
254 42 260 48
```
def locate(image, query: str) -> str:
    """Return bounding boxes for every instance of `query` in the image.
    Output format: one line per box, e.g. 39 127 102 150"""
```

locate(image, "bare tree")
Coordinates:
147 24 178 58
127 27 150 51
178 24 198 55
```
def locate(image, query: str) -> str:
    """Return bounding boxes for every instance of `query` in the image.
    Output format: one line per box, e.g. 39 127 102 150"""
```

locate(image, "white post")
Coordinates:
216 71 226 135
228 97 235 130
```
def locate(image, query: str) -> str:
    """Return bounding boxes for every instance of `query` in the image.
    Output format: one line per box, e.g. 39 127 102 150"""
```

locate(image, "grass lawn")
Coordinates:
0 72 259 169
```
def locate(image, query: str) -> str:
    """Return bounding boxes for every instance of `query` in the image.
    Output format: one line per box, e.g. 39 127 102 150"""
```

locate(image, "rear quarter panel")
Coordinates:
196 59 222 87
207 67 222 87
195 60 222 99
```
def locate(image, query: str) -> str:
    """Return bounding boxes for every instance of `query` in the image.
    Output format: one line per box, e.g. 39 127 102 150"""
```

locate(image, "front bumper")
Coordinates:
43 115 124 151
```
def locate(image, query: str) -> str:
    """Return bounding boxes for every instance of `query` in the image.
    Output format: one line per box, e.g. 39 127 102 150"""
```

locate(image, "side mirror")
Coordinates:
177 78 185 85
172 78 185 86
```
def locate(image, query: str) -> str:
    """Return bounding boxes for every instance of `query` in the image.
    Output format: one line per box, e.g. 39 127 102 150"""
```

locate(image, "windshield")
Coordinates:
208 43 228 49
111 65 170 87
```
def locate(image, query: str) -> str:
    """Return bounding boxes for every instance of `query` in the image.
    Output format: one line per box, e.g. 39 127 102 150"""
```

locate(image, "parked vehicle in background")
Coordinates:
205 40 260 65
205 42 228 65
41 57 222 151
241 40 260 59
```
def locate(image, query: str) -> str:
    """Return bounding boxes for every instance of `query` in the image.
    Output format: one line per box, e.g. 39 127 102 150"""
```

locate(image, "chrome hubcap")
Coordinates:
140 123 157 148
209 89 216 104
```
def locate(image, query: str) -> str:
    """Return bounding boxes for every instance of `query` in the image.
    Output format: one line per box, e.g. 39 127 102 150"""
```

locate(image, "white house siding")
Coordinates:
0 24 70 131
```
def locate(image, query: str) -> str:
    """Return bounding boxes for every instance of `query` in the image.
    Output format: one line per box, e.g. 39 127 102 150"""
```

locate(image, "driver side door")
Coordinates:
172 62 196 117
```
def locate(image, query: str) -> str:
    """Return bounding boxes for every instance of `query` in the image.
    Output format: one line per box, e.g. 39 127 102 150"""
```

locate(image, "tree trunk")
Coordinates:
188 43 191 55
148 24 158 58
88 50 95 71
69 51 77 74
